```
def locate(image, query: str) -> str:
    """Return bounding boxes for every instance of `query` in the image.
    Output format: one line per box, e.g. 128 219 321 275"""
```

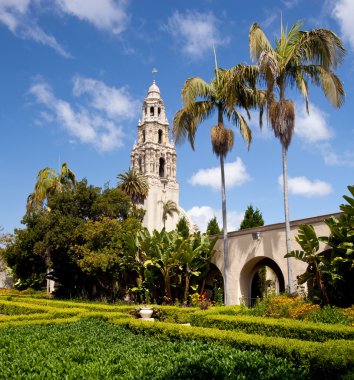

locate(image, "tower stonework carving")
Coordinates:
130 81 179 232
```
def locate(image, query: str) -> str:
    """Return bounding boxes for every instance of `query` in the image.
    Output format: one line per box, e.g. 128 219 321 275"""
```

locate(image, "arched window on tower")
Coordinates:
138 157 143 172
159 157 165 177
158 107 161 118
145 107 147 115
158 129 163 144
142 129 146 143
150 106 154 117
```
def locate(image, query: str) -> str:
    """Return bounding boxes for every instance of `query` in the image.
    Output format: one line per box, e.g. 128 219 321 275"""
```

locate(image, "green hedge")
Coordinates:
189 312 354 342
112 318 354 379
0 317 80 329
0 319 307 379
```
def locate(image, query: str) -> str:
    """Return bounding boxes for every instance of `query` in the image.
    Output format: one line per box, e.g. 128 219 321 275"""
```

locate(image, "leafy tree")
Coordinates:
71 217 141 297
250 21 345 291
117 169 149 205
3 179 137 297
239 204 264 230
27 162 77 211
160 200 179 229
173 63 259 305
176 217 190 239
206 217 221 235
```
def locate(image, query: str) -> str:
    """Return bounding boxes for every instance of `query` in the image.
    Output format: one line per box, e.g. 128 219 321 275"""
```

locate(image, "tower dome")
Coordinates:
147 80 161 99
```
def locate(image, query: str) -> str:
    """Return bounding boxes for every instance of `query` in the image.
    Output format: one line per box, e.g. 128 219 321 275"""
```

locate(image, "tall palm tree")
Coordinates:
117 169 149 204
27 162 77 211
249 21 345 292
173 65 257 305
160 200 179 229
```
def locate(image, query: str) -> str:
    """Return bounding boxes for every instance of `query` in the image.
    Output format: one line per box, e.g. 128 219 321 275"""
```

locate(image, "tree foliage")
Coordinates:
117 169 149 205
249 21 345 292
286 185 354 307
206 217 221 235
176 217 190 239
160 200 179 229
27 162 77 212
239 204 264 230
173 64 261 305
3 176 218 303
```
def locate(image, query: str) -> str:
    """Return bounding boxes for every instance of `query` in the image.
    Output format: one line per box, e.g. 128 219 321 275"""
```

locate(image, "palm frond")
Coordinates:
173 101 215 149
300 65 344 107
295 28 345 69
117 169 149 204
259 50 278 95
249 22 272 62
231 109 252 150
294 71 309 112
181 77 213 106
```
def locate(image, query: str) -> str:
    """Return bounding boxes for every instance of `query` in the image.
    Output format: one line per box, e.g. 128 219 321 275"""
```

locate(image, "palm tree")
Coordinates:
160 200 179 229
249 21 345 292
117 169 149 204
173 65 257 305
27 162 76 211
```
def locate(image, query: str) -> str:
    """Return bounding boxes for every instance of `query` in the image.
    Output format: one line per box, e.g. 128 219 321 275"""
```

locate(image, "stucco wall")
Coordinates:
212 213 341 305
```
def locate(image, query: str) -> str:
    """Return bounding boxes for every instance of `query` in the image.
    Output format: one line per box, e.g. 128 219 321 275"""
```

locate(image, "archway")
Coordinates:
203 263 224 303
240 257 285 307
159 157 165 177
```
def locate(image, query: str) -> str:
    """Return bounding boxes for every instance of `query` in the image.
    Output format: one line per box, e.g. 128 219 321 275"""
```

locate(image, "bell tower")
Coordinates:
130 81 179 232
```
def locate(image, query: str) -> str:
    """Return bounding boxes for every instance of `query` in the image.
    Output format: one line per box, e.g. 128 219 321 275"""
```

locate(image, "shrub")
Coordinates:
308 305 350 325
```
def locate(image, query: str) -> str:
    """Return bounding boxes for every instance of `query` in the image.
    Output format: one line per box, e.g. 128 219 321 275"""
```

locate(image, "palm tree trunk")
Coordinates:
220 154 229 305
282 145 294 293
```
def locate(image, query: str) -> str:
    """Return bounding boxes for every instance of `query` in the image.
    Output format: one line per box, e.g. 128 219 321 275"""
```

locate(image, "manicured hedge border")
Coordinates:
111 318 354 379
189 312 354 342
0 316 80 329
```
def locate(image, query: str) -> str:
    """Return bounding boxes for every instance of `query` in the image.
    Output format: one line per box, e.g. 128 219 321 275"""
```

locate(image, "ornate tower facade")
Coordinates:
130 81 179 232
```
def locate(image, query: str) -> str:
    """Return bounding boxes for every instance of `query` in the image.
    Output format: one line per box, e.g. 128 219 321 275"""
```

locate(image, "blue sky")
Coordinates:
1 0 354 233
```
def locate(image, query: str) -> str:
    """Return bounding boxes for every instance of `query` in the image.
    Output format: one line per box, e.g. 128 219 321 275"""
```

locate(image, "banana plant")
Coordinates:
285 224 330 304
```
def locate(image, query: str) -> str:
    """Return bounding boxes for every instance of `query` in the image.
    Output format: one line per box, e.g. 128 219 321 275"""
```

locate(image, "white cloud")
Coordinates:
29 77 138 152
55 0 129 34
332 0 354 50
282 0 299 9
295 102 333 143
0 0 129 57
189 157 251 190
73 76 139 119
278 175 333 197
163 10 228 59
316 142 354 167
0 0 71 58
187 206 243 233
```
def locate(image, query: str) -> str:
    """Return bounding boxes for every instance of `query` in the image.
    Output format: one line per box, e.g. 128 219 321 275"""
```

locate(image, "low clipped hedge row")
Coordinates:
112 318 354 379
0 319 308 379
189 312 354 342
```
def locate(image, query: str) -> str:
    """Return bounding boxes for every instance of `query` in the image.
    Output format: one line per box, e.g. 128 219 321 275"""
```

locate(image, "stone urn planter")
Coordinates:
139 307 153 319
